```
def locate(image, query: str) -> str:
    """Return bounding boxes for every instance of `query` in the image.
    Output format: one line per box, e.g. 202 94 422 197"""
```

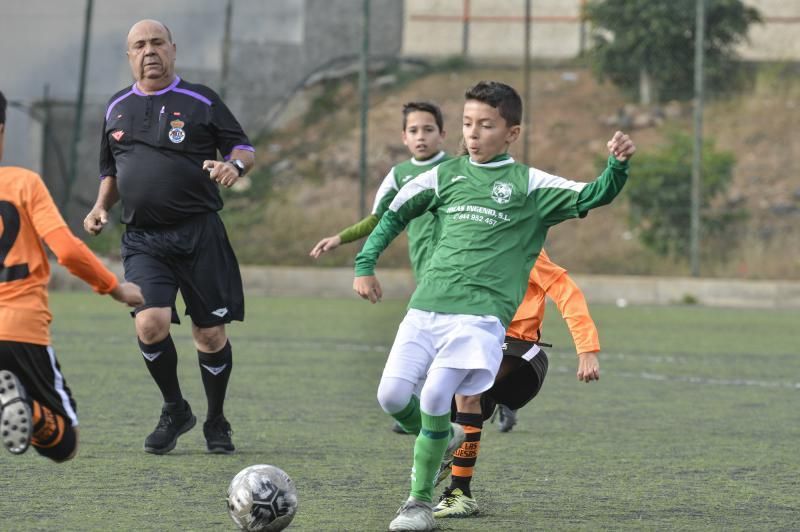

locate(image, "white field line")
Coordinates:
203 337 800 390
548 365 800 389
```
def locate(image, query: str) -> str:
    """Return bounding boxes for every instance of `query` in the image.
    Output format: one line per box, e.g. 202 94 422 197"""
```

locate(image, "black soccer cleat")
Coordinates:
0 370 33 455
144 400 196 455
203 414 235 454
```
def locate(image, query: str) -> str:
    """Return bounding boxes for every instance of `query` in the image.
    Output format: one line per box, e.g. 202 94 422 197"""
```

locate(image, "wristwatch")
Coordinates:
230 159 246 177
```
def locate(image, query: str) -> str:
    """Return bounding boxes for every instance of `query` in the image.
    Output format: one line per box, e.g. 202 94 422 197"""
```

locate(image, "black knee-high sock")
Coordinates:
197 340 233 420
138 335 182 403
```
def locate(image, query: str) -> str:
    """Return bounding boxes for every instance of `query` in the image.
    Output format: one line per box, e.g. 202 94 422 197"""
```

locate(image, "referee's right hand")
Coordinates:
83 207 108 236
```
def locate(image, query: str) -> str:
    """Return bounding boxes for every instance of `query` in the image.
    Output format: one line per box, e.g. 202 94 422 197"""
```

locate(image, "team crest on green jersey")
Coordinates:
491 181 513 204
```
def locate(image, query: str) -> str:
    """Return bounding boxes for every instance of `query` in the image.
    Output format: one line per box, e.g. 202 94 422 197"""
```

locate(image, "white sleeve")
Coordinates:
370 168 400 215
527 167 587 195
388 167 439 212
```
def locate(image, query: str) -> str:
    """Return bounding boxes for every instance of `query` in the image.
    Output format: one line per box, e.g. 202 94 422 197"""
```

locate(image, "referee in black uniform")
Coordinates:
84 19 255 455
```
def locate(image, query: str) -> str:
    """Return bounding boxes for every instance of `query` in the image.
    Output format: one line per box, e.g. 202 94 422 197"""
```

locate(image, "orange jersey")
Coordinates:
0 167 117 345
506 249 600 354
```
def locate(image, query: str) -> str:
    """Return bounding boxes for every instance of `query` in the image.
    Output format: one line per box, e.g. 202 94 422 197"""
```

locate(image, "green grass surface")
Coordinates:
2 293 798 531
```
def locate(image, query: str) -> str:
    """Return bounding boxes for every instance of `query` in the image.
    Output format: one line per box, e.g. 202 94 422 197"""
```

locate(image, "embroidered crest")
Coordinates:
491 181 513 204
111 130 125 142
168 119 186 144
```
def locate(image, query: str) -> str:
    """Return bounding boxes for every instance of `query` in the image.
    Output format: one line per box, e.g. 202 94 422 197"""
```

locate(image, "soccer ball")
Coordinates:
226 464 298 531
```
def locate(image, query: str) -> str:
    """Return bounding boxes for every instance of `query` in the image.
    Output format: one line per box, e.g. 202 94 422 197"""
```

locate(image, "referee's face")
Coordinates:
126 20 176 85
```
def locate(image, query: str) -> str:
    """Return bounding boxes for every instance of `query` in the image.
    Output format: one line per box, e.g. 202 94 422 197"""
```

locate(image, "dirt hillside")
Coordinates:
224 64 799 280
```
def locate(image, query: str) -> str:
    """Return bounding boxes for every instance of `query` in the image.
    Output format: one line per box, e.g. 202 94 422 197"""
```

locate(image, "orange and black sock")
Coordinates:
449 412 483 497
30 401 76 462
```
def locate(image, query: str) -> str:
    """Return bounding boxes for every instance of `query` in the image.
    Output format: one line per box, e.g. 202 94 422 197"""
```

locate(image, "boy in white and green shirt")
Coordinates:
353 81 636 532
310 102 451 281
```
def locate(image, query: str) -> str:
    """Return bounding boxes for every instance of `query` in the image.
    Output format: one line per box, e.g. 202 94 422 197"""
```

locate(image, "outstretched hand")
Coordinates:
353 275 382 304
309 235 342 259
577 351 600 383
607 131 636 162
110 281 145 308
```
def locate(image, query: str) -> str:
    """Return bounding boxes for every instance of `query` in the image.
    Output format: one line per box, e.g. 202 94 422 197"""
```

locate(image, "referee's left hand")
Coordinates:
203 160 239 188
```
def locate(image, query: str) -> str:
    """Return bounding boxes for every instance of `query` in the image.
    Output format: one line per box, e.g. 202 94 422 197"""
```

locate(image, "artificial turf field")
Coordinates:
1 292 797 531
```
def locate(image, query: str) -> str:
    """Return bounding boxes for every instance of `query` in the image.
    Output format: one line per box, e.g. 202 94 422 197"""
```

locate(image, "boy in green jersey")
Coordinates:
353 81 636 532
310 101 451 281
311 101 454 436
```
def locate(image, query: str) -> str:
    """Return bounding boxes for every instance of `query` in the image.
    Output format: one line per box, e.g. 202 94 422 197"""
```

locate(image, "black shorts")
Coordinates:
0 341 78 426
121 212 244 327
480 336 549 418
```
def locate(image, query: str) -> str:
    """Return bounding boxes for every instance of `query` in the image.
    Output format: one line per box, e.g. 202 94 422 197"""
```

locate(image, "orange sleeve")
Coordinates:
43 227 119 294
544 271 600 355
506 278 545 342
27 172 69 237
506 249 566 341
530 249 566 291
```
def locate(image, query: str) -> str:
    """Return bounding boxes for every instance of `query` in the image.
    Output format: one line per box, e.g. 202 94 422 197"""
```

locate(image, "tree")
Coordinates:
584 0 761 103
625 131 746 259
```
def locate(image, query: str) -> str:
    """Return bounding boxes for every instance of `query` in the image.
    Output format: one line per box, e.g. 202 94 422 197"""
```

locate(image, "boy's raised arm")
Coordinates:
575 131 636 215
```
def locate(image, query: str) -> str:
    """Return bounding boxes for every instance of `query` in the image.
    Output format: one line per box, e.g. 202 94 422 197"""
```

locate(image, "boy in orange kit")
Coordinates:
434 249 601 517
0 90 143 461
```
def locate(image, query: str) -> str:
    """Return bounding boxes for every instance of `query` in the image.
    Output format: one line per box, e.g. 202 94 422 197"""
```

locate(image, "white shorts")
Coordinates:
381 309 506 397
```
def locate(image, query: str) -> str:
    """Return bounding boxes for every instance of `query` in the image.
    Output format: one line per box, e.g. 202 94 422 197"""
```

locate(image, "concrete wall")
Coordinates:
403 0 585 59
1 0 402 214
50 263 800 309
740 0 800 61
402 0 800 61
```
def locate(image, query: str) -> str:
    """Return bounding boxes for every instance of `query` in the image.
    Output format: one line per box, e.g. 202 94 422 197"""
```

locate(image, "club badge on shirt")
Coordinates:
111 130 125 142
168 119 186 144
491 181 513 204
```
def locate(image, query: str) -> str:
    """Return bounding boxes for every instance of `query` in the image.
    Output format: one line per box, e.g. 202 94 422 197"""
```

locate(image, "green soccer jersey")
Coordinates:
370 151 451 280
355 154 629 327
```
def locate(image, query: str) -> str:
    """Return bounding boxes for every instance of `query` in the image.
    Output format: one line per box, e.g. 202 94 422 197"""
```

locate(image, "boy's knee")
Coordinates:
455 394 482 411
377 381 412 414
419 388 452 415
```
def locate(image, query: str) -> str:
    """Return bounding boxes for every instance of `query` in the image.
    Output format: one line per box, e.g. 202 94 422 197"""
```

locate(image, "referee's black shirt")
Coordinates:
100 77 254 228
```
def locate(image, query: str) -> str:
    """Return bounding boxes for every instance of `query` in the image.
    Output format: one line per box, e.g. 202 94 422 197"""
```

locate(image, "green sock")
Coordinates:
391 395 421 435
410 411 451 503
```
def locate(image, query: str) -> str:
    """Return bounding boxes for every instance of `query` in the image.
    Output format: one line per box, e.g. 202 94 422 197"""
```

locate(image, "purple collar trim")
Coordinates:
132 76 181 96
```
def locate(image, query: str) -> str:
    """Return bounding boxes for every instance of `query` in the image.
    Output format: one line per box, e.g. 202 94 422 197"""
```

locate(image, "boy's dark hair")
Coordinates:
402 101 444 132
464 81 522 127
0 90 6 126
